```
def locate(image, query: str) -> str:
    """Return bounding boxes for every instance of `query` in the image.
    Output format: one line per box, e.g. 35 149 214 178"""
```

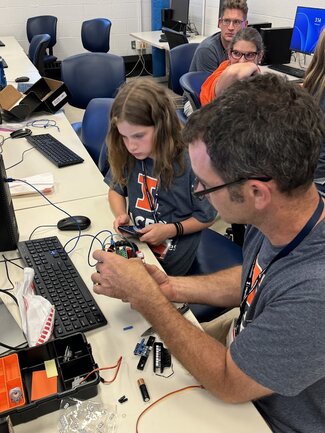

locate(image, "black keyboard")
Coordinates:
268 64 305 79
26 133 84 168
17 236 107 338
159 34 167 42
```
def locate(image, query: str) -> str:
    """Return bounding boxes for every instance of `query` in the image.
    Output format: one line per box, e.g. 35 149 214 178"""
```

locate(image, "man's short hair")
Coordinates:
222 0 248 19
183 74 324 194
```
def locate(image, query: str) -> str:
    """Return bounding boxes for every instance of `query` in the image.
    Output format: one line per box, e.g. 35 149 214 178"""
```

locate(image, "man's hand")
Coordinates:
91 250 160 309
145 263 176 300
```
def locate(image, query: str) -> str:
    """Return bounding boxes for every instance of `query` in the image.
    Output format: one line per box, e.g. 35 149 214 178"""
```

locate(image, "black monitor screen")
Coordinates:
170 0 189 25
290 6 325 54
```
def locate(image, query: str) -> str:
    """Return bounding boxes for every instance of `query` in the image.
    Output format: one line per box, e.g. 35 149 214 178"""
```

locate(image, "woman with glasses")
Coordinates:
200 28 264 106
104 78 216 276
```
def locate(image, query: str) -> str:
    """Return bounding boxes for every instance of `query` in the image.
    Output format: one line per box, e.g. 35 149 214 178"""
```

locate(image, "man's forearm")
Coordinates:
169 265 242 307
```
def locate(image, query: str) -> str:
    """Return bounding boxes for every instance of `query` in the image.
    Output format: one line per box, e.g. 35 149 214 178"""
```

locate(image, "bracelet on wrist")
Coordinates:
173 221 184 238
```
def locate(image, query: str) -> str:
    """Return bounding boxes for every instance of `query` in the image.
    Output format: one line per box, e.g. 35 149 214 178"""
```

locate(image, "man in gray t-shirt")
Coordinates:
190 0 248 73
92 74 325 433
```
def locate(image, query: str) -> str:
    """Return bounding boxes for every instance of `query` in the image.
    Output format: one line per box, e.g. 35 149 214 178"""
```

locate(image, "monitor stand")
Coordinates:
0 298 27 355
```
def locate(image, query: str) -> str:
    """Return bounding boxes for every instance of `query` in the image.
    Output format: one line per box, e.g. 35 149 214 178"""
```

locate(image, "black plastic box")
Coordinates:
0 333 100 425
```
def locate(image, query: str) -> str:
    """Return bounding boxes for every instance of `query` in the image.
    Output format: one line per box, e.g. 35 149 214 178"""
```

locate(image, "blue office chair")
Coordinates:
98 140 110 177
187 228 243 322
26 15 58 64
169 43 199 95
28 34 51 76
180 71 210 110
73 98 114 169
81 18 112 53
61 52 125 109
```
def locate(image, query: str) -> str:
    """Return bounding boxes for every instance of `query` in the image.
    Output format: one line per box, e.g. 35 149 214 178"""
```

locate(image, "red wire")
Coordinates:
135 384 204 433
79 356 123 385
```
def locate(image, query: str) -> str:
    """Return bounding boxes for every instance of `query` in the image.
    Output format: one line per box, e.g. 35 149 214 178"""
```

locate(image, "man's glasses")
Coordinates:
192 177 272 200
219 18 245 28
230 50 258 61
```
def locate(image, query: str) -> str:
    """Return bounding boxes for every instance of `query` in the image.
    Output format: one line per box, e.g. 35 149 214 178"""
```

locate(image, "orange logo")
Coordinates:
136 173 158 212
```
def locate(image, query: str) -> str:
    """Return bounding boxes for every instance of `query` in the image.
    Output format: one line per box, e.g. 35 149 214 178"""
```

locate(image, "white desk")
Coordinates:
0 195 270 433
130 30 206 51
0 36 270 433
0 36 25 54
2 111 107 211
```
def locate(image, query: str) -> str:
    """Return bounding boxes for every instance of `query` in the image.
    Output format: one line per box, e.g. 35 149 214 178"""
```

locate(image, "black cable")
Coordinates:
29 224 57 240
0 135 11 153
5 147 35 170
5 177 82 254
0 289 18 305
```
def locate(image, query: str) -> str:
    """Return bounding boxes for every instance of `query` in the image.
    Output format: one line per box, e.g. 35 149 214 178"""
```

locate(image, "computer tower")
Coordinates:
260 27 293 65
0 155 19 251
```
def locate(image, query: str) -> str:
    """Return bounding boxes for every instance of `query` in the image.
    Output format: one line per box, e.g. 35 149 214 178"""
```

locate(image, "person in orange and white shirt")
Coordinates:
200 27 264 106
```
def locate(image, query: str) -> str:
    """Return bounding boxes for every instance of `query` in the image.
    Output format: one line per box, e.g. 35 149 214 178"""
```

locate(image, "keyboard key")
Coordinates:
26 134 84 168
17 236 107 338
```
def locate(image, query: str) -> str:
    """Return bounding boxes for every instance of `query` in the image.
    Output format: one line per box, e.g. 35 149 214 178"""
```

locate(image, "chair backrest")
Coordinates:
81 98 114 167
179 71 210 110
81 18 112 53
61 52 125 109
26 15 57 57
187 228 243 322
162 27 188 49
169 43 199 95
28 34 51 76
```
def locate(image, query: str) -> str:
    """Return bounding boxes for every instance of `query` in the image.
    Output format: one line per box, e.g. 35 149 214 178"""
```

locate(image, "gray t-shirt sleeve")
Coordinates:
230 225 325 397
103 168 127 196
189 33 227 74
190 45 220 74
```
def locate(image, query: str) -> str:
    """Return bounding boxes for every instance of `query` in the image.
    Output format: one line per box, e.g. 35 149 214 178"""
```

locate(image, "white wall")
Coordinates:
204 0 325 35
0 0 324 60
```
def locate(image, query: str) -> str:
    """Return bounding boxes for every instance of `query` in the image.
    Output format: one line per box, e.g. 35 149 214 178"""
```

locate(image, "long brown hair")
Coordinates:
304 28 325 101
108 78 184 188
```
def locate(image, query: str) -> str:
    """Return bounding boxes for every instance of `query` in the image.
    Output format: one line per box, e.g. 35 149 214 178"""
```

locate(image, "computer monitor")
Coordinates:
0 154 19 251
260 27 293 65
290 6 325 55
171 0 189 25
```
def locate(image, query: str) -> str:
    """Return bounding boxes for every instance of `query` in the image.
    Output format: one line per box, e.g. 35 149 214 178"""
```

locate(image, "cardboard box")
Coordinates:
0 78 69 121
24 77 69 114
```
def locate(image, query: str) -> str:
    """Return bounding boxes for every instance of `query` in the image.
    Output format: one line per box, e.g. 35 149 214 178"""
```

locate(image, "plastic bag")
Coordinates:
58 398 117 433
16 267 55 346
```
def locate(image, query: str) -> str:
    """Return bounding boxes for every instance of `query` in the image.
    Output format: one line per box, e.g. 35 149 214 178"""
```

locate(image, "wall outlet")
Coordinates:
131 40 136 49
136 40 147 50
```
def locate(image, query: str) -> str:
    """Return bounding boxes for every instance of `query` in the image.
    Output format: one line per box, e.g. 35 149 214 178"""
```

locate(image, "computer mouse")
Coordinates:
10 128 32 139
57 215 91 231
15 76 30 83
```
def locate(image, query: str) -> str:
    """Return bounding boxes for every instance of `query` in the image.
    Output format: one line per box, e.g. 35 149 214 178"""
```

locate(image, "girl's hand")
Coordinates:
138 223 175 245
113 213 130 233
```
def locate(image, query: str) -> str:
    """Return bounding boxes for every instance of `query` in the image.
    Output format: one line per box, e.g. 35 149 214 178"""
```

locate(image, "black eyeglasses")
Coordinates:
192 177 272 199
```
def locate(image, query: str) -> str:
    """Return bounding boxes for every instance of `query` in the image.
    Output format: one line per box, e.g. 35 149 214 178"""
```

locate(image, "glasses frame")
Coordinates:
192 177 272 199
219 18 245 27
230 50 258 61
